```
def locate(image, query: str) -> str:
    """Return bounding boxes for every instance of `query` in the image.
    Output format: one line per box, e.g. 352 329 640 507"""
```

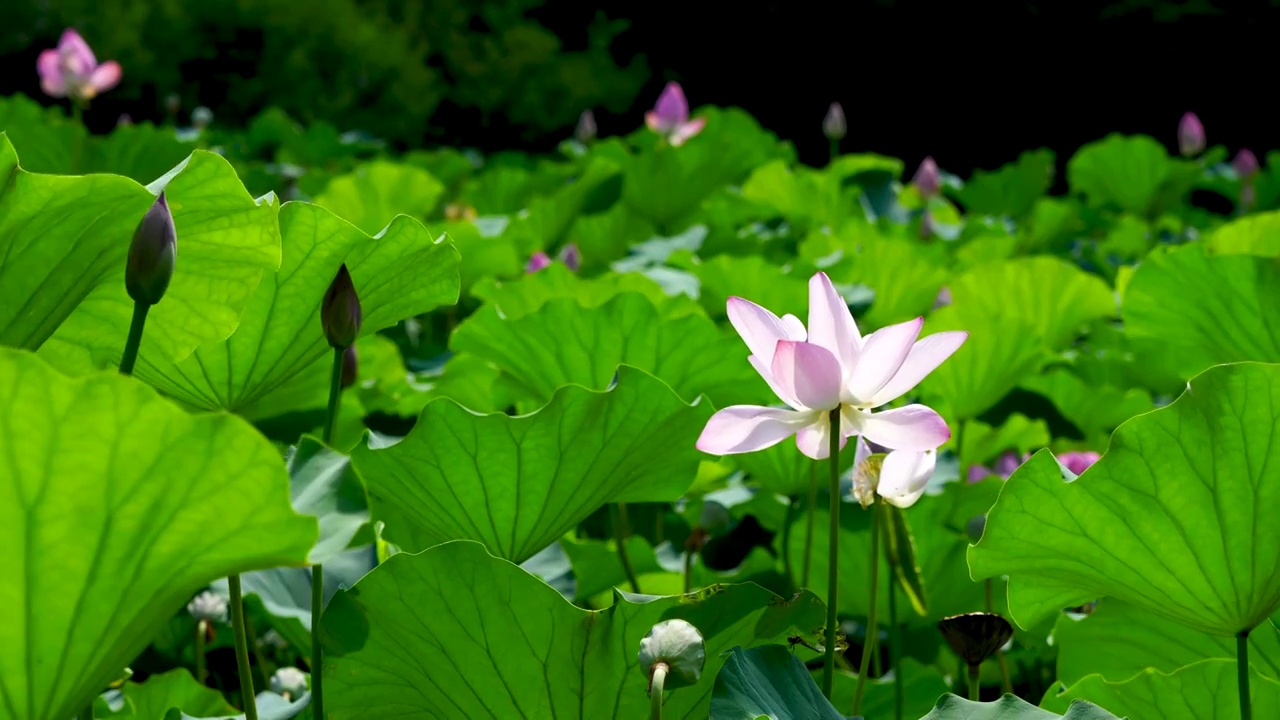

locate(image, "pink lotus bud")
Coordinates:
823 102 846 141
933 286 952 309
526 251 552 274
1178 112 1205 157
913 157 941 198
575 110 597 144
321 264 362 349
645 82 705 146
1233 149 1260 178
1056 450 1099 476
126 193 177 306
36 29 121 103
557 242 581 272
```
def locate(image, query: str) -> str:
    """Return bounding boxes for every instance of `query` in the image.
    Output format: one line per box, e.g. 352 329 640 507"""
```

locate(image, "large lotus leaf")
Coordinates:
827 659 951 720
286 437 370 564
1122 244 1280 381
314 161 446 235
1207 209 1280 257
1053 599 1280 686
351 366 712 562
919 303 1048 420
85 123 194 184
957 149 1055 218
961 414 1050 470
0 348 317 720
1067 133 1197 216
1020 368 1152 439
469 264 700 320
1041 659 1280 719
501 157 624 255
1 135 280 363
133 202 459 411
321 540 826 719
568 202 659 270
922 694 1118 719
970 362 1280 636
450 292 770 406
740 159 847 228
710 645 848 720
435 218 522 294
682 253 810 322
0 98 87 173
947 257 1115 349
94 669 236 718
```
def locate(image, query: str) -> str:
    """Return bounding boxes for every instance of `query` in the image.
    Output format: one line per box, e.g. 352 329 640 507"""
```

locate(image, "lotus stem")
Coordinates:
323 347 343 445
118 302 149 375
968 664 981 702
852 497 883 714
889 582 903 720
195 620 207 683
311 565 325 719
1239 630 1252 720
821 408 842 698
649 662 668 720
614 503 641 593
228 575 259 720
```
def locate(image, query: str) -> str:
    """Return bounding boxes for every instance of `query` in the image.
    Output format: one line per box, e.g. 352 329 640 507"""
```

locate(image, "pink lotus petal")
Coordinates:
669 117 706 146
86 61 121 95
867 330 968 407
644 111 664 134
37 49 65 95
771 340 843 411
913 156 941 197
651 82 689 130
877 450 935 508
1057 450 1100 475
749 355 798 408
994 451 1027 477
853 404 950 452
695 405 813 456
796 418 847 460
1178 112 1205 157
847 317 924 404
557 242 581 271
58 29 98 77
726 296 806 368
525 251 552 273
807 272 861 374
968 465 994 483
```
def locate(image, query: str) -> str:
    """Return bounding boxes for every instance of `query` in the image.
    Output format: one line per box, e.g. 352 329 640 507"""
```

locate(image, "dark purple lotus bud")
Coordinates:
938 612 1014 668
341 344 358 389
1233 149 1260 178
575 110 597 144
1178 112 1205 157
125 192 177 306
321 264 362 348
557 242 581 272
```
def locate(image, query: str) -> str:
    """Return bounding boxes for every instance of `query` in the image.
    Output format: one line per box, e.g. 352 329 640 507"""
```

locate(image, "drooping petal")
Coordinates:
57 29 97 77
866 330 968 407
795 416 847 460
695 406 814 456
771 340 843 411
652 81 689 129
749 355 799 409
847 317 924 404
726 296 806 367
806 271 861 373
853 404 950 452
669 117 706 146
86 60 121 94
877 450 936 508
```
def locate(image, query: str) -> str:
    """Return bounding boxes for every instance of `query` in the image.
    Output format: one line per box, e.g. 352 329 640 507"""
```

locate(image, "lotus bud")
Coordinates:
341 344 358 389
191 106 213 130
823 102 846 141
932 286 952 309
913 156 941 198
125 193 177 306
919 209 936 240
269 667 308 700
526 251 552 274
638 619 705 692
1056 450 1099 476
1178 112 1205 157
321 264 362 349
557 242 581 272
938 612 1014 669
186 590 228 624
575 110 597 144
1233 148 1260 178
164 93 181 117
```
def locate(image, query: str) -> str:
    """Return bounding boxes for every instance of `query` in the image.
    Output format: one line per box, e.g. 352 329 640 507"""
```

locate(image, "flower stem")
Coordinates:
650 662 668 720
985 578 1013 694
323 347 343 445
968 665 981 702
889 582 903 720
311 564 325 720
195 620 208 683
852 500 882 715
79 707 92 720
829 137 840 166
821 408 842 698
614 503 641 593
228 575 259 720
1239 630 1252 720
683 544 694 594
782 495 797 592
119 302 149 375
804 466 818 588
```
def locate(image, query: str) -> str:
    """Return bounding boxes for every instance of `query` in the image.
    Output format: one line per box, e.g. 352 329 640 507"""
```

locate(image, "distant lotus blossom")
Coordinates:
525 251 552 273
823 102 846 141
1233 149 1260 178
527 244 581 273
1178 112 1205 157
913 157 941 198
933 286 952 309
1057 450 1100 476
968 451 1028 482
575 110 597 144
37 29 121 103
645 82 706 146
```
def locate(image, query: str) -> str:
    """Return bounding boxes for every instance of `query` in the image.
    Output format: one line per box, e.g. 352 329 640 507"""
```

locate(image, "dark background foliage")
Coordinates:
1 0 1276 179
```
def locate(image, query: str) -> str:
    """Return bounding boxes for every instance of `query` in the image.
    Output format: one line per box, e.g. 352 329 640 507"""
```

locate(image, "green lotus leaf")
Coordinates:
1020 368 1152 440
133 202 459 411
684 254 809 322
710 645 848 720
827 660 953 720
922 694 1118 719
468 264 699 320
1041 659 1280 719
314 161 446 235
957 149 1055 218
1067 133 1197 216
920 303 1047 420
0 348 316 720
970 362 1280 636
93 669 236 718
287 437 370 564
321 540 825 719
1206 208 1280 257
352 366 712 562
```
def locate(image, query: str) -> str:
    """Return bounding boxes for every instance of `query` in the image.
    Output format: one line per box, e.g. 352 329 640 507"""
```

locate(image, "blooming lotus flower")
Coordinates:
645 82 706 146
37 29 121 103
823 102 846 141
851 437 937 509
1178 112 1205 157
913 157 941 198
696 272 967 461
1057 450 1099 475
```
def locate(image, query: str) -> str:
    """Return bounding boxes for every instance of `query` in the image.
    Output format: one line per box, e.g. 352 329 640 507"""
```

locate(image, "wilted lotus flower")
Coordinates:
696 272 966 460
638 619 706 692
1057 450 1099 476
270 667 308 700
321 264 362 348
823 102 846 141
967 450 1028 482
126 193 177 306
558 242 582 271
37 29 121 104
913 157 941 198
575 110 597 144
187 590 229 624
1178 112 1205 157
340 344 358 389
851 437 936 509
525 251 552 274
645 82 706 147
1234 148 1260 178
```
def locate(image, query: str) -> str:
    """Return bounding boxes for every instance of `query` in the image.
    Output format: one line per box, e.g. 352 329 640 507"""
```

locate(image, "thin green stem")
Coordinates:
821 408 842 698
889 582 903 720
323 347 343 445
243 612 273 686
829 137 840 166
852 499 883 715
782 496 797 593
228 575 259 720
614 503 641 593
803 465 818 588
683 544 694 594
969 665 981 702
1239 630 1252 720
79 706 92 720
311 565 325 720
650 662 668 720
986 578 1013 694
195 620 208 683
119 302 149 375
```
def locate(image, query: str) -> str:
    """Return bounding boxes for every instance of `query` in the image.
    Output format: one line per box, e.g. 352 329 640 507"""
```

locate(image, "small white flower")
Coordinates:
186 590 228 624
